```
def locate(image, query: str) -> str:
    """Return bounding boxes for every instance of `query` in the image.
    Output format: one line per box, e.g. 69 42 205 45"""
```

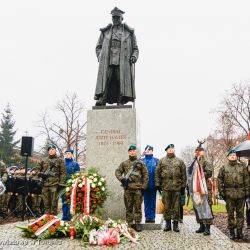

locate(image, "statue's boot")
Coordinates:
95 98 106 106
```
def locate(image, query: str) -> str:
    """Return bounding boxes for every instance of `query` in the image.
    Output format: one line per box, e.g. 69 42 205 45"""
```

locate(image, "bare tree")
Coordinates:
180 145 196 166
219 82 250 136
38 93 87 165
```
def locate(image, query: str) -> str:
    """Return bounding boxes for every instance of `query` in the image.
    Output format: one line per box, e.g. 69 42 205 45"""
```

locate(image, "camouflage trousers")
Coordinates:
226 198 245 230
0 193 11 214
31 194 42 214
41 185 58 215
195 192 213 225
124 189 143 224
162 191 181 221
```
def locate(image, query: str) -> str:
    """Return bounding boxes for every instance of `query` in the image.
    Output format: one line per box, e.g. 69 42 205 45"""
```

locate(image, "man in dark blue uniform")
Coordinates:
141 145 159 223
61 148 80 220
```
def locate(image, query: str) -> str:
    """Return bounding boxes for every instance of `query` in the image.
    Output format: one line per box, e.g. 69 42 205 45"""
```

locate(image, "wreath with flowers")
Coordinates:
17 214 70 239
64 169 108 216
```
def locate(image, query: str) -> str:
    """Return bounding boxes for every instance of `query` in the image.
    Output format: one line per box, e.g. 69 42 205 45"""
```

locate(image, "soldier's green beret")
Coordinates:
227 149 236 156
111 7 125 17
128 145 136 151
165 144 174 151
47 144 57 151
196 147 204 152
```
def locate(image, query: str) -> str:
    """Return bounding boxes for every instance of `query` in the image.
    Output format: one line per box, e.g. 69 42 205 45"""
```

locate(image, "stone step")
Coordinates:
141 214 163 230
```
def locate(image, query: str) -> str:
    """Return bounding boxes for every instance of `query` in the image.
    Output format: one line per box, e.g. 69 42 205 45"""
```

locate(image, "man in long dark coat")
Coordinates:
94 7 139 106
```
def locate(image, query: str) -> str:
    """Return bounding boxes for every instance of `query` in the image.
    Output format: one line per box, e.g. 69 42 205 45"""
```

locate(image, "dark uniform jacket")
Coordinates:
39 155 66 187
155 155 187 191
115 158 149 190
218 161 250 199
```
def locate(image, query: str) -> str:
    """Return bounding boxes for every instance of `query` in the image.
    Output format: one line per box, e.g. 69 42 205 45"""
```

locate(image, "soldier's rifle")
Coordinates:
121 161 140 189
39 162 57 182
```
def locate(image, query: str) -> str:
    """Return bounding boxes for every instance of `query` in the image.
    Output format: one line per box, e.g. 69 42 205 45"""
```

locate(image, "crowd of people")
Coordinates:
0 143 249 241
116 144 250 240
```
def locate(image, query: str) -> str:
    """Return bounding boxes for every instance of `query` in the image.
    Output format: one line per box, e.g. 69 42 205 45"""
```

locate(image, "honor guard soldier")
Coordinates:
38 144 66 215
115 145 149 232
194 147 213 236
155 144 187 232
218 149 250 240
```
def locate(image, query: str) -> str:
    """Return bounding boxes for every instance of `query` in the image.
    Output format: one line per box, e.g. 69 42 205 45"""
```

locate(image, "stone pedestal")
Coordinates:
86 106 140 219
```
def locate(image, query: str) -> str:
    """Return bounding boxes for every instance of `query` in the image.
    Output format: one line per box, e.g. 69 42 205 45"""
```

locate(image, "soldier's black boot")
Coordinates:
203 224 210 236
195 223 205 233
236 228 244 240
134 224 142 232
229 229 235 240
173 221 180 232
163 220 171 231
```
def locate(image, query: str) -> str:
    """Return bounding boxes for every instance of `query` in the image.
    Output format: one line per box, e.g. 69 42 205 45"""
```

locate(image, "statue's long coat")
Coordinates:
95 23 139 102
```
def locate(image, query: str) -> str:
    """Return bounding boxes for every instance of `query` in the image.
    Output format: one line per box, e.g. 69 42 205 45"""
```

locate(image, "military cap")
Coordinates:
65 148 74 154
145 145 153 151
111 7 125 17
227 149 236 156
128 145 136 151
47 144 57 151
195 147 204 152
165 144 174 151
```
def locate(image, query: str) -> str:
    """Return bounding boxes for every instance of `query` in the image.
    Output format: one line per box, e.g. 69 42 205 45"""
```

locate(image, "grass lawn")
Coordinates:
184 200 227 213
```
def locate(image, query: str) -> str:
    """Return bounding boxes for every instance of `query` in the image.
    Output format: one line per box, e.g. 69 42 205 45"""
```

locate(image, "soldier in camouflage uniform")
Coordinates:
155 144 187 232
115 145 149 232
0 161 8 218
218 149 250 240
194 147 213 236
29 167 43 215
38 144 66 215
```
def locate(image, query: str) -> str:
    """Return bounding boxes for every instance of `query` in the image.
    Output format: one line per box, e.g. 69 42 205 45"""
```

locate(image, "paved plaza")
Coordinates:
0 215 249 250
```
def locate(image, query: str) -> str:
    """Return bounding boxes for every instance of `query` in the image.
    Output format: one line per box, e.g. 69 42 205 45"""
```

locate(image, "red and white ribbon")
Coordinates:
70 177 80 216
35 218 60 236
28 214 49 227
118 224 137 244
83 176 90 215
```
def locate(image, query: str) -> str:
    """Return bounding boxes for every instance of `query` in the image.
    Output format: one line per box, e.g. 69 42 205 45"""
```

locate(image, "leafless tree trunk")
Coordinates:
38 93 87 166
219 82 250 136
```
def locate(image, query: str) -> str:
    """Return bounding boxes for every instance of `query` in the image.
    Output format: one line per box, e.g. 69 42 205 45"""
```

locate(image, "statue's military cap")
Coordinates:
111 7 125 17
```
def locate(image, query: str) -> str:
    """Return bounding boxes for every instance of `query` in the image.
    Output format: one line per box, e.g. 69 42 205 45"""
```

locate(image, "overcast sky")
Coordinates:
0 0 250 158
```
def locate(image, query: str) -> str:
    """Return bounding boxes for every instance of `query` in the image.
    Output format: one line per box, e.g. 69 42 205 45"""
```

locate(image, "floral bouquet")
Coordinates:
88 218 138 246
64 169 107 216
73 214 103 245
17 214 70 239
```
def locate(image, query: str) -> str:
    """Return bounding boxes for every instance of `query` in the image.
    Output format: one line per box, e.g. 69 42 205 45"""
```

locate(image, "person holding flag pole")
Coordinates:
187 141 213 236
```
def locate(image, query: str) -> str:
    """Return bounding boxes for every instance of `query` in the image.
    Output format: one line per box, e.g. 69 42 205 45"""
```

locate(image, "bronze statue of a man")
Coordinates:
94 7 139 106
